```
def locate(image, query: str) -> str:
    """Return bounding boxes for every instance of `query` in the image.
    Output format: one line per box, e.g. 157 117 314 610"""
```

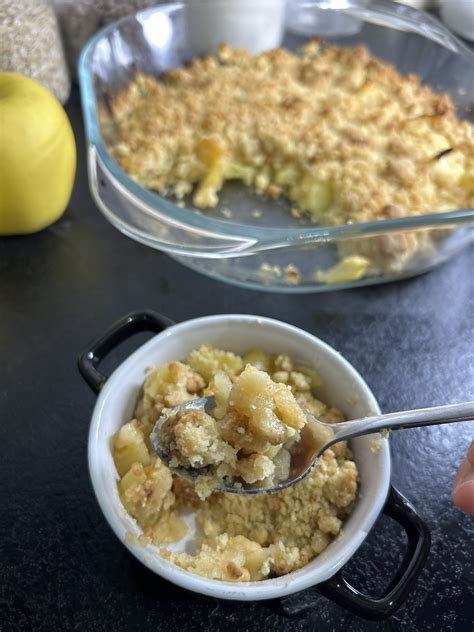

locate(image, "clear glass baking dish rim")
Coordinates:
78 0 474 254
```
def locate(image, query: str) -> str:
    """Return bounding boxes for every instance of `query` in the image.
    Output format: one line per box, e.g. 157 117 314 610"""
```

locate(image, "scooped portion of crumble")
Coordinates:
113 345 358 581
159 363 309 498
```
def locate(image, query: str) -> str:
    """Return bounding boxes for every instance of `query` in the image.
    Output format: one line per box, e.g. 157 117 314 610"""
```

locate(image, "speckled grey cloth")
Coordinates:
0 0 70 103
52 0 161 77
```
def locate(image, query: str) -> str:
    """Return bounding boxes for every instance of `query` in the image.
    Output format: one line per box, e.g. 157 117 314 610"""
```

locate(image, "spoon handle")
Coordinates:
329 401 474 444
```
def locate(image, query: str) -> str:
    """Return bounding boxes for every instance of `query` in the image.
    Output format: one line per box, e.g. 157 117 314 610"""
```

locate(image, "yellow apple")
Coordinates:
0 72 76 235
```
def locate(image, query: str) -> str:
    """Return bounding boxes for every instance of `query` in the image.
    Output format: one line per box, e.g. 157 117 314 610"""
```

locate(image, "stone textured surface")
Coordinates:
0 0 70 103
1 91 473 631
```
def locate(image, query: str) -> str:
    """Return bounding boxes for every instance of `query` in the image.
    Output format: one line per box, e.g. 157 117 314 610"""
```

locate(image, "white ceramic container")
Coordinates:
85 313 390 598
80 312 430 619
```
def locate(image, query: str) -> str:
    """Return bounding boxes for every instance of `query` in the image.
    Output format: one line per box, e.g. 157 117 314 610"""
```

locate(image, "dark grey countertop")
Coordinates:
1 90 473 632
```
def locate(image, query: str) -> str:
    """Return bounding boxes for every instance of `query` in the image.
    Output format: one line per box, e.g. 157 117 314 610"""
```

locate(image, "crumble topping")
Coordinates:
106 42 473 228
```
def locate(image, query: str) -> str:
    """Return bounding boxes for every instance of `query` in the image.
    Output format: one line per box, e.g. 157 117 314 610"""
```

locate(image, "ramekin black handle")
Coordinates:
316 485 431 621
78 310 174 393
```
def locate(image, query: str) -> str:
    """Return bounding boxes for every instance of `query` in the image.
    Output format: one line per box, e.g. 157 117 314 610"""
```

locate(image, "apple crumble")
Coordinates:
105 42 474 279
158 363 309 498
113 345 358 581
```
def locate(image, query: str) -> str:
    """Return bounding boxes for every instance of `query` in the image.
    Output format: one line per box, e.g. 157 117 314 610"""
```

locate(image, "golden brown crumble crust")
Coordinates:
106 42 473 227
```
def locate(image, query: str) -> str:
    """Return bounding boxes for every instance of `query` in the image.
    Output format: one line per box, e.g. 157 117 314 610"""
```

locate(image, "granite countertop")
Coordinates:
1 89 473 631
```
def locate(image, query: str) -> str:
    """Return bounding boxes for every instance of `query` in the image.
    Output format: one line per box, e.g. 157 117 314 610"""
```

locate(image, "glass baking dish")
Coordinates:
79 0 474 293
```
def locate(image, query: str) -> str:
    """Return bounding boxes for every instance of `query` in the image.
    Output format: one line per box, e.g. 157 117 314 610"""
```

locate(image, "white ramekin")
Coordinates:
86 314 390 601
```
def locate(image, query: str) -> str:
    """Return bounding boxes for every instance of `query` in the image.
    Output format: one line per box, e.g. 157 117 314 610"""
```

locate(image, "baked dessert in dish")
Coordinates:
108 41 474 221
105 41 474 281
113 345 358 581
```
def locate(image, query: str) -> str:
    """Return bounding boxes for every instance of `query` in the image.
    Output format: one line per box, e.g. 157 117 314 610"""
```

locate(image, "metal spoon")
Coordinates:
151 397 474 495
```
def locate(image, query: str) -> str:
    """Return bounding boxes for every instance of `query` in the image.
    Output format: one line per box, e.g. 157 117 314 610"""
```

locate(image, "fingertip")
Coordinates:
453 480 474 516
467 441 474 466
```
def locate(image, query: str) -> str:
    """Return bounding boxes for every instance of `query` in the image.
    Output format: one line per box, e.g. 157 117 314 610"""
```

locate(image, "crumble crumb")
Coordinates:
284 264 301 285
370 429 389 454
290 207 303 218
258 263 282 282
